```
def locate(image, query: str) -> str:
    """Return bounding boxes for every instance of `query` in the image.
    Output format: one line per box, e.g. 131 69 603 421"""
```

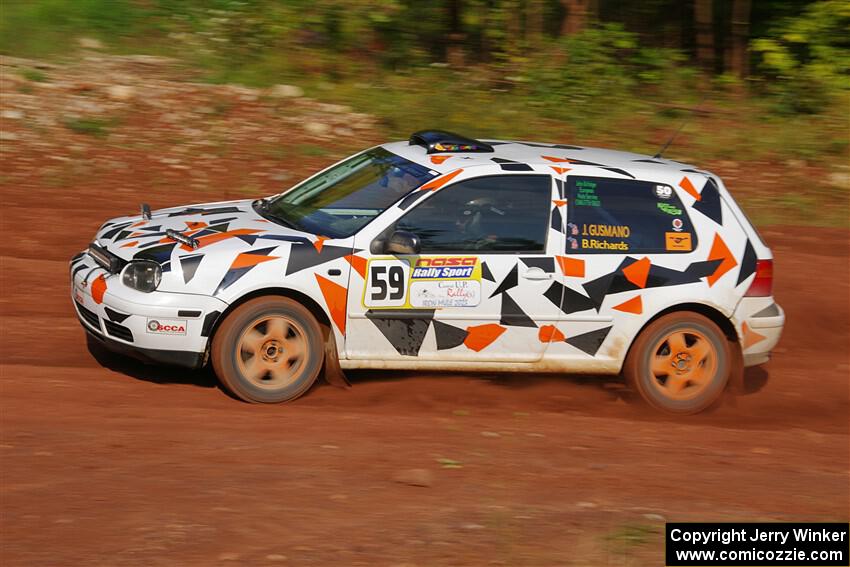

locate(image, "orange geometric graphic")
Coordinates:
556 256 585 277
552 199 567 207
464 323 506 352
91 274 107 304
185 221 207 230
550 166 571 175
622 257 651 288
679 176 701 201
430 155 451 164
706 233 738 287
315 274 348 335
120 241 139 248
419 168 464 191
538 325 566 343
313 235 330 253
542 155 571 163
230 252 277 270
344 254 367 278
742 322 767 350
612 295 643 314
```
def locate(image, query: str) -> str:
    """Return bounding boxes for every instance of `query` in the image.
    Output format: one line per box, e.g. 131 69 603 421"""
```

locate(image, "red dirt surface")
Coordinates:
1 56 849 566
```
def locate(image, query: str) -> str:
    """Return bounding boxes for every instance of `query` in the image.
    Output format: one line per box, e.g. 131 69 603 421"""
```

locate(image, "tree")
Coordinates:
561 0 597 36
694 0 714 70
726 0 752 77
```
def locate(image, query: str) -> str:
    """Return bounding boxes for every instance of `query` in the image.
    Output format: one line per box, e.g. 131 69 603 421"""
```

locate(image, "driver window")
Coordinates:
396 174 551 253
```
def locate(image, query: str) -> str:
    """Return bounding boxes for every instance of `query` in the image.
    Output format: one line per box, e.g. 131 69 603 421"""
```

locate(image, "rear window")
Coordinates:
566 176 697 254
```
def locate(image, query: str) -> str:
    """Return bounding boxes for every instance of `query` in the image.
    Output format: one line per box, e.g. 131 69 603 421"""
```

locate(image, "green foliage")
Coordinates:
63 117 115 138
19 67 48 82
751 0 850 113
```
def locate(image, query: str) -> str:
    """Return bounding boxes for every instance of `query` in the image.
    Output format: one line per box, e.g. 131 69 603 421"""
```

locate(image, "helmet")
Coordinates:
459 197 504 238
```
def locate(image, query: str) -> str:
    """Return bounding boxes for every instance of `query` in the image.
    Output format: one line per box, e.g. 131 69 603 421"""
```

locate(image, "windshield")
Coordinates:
262 147 436 238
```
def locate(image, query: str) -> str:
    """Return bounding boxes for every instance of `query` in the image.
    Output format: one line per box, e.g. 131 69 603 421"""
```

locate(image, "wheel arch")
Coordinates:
204 287 332 355
620 302 740 371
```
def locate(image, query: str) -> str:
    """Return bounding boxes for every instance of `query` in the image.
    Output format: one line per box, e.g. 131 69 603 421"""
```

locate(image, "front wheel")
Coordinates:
211 296 324 403
623 312 735 414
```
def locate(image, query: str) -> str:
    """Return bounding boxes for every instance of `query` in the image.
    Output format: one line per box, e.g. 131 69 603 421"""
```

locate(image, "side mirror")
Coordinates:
386 230 420 255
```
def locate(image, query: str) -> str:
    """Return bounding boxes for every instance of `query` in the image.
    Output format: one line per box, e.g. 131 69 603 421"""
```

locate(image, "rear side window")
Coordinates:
396 174 551 253
566 176 697 254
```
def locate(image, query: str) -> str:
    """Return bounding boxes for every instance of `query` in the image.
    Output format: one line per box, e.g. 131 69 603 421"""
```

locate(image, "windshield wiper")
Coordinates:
253 198 300 230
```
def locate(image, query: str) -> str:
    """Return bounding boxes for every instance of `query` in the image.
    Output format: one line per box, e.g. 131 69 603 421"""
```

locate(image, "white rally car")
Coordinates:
70 131 784 413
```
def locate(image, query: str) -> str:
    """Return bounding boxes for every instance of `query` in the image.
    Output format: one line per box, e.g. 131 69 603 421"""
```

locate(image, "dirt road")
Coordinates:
1 55 848 566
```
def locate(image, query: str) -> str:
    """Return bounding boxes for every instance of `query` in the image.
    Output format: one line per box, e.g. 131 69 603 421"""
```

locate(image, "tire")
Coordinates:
211 296 324 403
623 312 734 414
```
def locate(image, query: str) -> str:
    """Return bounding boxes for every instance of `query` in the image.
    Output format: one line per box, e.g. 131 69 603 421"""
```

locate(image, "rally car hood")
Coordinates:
93 198 316 264
86 198 357 300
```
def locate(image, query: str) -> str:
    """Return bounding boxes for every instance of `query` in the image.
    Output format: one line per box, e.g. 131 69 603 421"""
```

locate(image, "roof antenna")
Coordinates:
653 92 709 159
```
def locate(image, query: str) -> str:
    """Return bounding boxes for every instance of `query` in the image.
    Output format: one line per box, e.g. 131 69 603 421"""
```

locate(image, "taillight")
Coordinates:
745 259 773 297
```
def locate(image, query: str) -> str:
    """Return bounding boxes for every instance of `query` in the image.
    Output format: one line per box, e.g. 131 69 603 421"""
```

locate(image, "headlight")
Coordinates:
122 261 162 293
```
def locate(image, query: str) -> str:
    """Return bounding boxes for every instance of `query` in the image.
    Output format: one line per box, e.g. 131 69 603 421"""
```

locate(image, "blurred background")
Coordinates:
1 0 848 225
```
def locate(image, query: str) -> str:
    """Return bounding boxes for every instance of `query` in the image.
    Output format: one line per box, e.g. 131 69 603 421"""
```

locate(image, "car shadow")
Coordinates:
86 336 217 388
741 365 770 395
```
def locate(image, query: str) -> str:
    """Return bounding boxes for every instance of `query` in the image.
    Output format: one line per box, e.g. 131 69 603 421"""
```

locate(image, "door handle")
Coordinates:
522 267 553 281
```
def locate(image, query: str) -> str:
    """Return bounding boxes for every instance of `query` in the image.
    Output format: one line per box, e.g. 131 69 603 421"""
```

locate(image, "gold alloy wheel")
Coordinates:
235 316 307 389
648 328 718 401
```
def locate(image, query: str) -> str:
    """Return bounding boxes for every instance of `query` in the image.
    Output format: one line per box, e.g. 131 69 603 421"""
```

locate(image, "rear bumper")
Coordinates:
734 298 785 367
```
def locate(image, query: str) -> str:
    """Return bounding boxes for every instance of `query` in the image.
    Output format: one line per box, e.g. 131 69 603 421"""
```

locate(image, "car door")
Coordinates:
344 169 564 362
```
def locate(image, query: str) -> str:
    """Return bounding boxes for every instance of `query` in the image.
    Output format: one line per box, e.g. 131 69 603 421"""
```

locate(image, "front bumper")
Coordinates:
70 251 227 368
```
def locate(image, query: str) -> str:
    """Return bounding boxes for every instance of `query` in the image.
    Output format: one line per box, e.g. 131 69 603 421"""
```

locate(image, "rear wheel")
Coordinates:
623 312 733 414
211 296 324 403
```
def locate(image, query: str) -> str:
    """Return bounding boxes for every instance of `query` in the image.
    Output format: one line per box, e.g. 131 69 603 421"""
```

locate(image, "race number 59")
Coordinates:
365 259 410 307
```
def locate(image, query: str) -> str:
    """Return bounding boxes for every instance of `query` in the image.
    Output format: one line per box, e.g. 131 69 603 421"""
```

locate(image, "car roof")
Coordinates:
381 139 711 181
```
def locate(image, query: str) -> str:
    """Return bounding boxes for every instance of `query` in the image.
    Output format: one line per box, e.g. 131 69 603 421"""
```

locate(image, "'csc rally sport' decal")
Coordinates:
364 256 482 309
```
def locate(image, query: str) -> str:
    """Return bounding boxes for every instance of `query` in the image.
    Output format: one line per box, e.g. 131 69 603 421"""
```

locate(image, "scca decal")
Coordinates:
146 319 187 335
415 257 477 267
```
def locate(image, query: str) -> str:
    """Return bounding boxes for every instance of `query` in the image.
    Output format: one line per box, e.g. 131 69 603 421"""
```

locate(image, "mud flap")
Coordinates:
323 331 350 389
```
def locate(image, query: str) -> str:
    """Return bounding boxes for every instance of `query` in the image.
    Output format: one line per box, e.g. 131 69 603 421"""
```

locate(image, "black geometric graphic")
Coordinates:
101 222 132 240
489 263 519 298
365 310 435 356
500 293 537 327
180 254 204 284
433 320 469 350
566 326 612 356
480 261 495 282
134 242 177 264
285 243 352 276
215 247 278 294
736 239 757 286
581 256 725 306
544 281 597 315
692 178 723 225
555 178 565 199
551 206 563 232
